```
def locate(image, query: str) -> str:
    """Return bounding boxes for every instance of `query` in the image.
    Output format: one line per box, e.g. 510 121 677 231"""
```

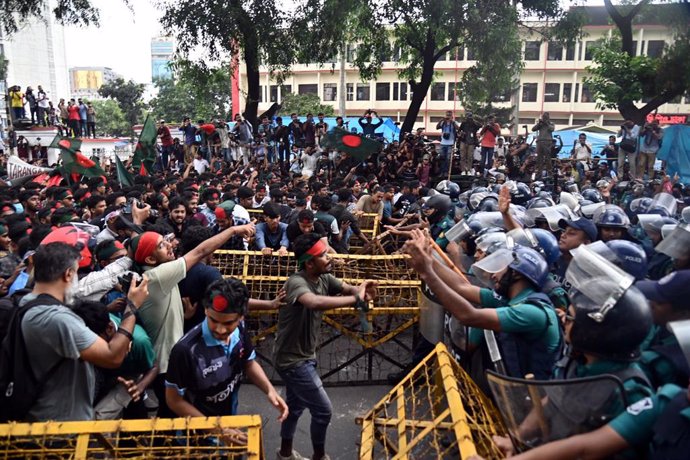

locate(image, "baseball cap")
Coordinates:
636 270 690 307
558 217 598 242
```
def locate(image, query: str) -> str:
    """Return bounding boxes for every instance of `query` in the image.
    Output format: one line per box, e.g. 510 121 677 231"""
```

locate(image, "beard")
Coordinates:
495 269 514 298
64 272 80 305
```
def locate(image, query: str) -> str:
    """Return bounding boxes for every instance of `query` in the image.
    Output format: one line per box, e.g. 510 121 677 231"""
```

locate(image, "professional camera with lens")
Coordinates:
118 272 135 294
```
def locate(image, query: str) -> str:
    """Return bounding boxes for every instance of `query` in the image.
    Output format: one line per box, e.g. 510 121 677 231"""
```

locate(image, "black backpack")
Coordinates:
0 293 64 422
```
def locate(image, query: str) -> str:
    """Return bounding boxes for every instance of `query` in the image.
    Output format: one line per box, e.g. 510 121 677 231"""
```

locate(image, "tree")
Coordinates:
279 93 335 117
0 0 100 35
149 63 232 124
298 0 581 139
97 77 146 136
160 0 296 131
90 99 129 137
584 1 690 125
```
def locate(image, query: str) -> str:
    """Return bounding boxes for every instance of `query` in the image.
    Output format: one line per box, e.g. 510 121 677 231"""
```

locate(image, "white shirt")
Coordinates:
193 158 209 174
573 142 592 161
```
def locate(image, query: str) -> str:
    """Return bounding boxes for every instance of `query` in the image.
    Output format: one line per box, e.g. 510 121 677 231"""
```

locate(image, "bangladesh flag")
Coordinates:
49 135 82 154
115 155 134 187
50 135 105 181
132 114 157 175
320 130 381 161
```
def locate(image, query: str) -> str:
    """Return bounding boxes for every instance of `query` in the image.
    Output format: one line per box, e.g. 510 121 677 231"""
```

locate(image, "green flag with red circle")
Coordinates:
320 130 381 161
50 135 105 179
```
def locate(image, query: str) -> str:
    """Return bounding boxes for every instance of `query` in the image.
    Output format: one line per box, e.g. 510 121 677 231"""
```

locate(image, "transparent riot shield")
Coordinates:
486 370 629 453
656 223 690 259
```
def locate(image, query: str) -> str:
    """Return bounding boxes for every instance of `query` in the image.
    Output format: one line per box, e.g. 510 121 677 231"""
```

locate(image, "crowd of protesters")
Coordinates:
0 104 689 460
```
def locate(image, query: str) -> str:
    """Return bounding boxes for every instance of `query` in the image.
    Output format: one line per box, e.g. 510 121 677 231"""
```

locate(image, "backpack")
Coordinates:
0 293 65 422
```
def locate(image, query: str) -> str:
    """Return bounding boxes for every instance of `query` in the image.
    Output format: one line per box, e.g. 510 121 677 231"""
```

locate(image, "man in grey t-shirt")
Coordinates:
274 233 377 460
20 241 149 422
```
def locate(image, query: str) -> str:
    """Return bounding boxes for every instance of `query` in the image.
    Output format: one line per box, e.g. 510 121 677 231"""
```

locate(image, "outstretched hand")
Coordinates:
402 229 433 274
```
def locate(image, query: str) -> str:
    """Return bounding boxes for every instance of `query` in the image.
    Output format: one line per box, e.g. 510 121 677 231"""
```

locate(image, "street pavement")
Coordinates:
238 384 391 460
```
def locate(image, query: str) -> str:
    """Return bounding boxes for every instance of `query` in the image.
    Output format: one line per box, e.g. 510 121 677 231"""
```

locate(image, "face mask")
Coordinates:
64 269 80 305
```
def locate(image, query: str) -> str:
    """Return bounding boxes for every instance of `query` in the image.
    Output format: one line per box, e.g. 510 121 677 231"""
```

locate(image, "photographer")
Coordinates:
436 111 459 177
601 135 619 174
570 133 592 183
478 114 501 176
458 112 481 175
532 112 555 177
359 110 383 138
618 119 640 179
639 119 663 180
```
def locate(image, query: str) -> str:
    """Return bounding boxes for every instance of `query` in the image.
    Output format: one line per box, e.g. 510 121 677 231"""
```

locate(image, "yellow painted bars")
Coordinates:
358 343 507 459
0 415 263 459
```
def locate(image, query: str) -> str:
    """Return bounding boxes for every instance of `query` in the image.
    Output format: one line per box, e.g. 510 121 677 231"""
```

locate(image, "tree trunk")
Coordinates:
242 30 261 132
400 42 436 140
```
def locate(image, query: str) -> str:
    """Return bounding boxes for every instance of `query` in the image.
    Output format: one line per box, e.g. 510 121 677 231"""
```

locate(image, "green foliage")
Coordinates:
149 63 232 124
585 1 690 123
90 99 129 138
0 53 8 82
0 0 101 35
97 77 146 135
279 93 335 117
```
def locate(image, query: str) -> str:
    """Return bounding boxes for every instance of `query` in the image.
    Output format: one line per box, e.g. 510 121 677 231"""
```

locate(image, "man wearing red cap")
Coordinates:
129 219 256 416
274 233 377 460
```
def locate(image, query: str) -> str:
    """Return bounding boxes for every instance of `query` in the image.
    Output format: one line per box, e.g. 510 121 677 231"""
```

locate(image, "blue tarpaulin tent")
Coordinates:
657 125 690 183
528 129 611 159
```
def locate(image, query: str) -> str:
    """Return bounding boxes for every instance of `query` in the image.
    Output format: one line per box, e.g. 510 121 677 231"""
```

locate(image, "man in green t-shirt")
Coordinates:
274 233 377 460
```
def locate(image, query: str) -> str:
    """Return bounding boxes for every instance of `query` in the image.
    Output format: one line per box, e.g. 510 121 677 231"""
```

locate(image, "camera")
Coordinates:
118 272 136 294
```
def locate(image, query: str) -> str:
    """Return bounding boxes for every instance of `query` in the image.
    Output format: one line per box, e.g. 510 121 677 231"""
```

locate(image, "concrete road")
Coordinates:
238 384 391 460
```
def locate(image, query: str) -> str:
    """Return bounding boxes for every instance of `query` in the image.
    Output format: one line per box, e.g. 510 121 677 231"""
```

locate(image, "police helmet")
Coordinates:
511 182 532 206
629 197 653 215
507 228 560 266
435 180 460 199
569 285 652 361
593 205 630 229
527 196 555 210
422 194 451 224
510 245 549 287
477 194 500 212
580 188 603 203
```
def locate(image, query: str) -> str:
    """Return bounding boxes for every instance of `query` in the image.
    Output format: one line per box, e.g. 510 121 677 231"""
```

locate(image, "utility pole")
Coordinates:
338 42 346 117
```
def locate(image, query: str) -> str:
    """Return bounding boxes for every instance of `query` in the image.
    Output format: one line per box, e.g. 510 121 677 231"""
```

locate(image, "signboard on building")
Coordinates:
71 70 104 91
646 113 688 125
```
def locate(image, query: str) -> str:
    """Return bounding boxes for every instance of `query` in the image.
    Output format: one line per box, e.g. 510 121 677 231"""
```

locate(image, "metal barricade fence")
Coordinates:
357 343 507 459
210 250 420 385
0 415 263 459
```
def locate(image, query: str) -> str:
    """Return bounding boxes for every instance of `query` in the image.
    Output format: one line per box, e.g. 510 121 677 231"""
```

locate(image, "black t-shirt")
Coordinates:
166 321 255 416
286 220 327 249
178 263 223 332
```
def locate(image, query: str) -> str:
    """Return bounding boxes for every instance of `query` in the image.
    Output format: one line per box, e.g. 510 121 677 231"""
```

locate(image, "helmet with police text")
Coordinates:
592 204 630 229
422 194 451 224
527 196 555 210
510 182 532 206
586 240 648 281
475 228 507 258
476 194 500 212
472 245 548 289
506 227 560 266
566 245 652 361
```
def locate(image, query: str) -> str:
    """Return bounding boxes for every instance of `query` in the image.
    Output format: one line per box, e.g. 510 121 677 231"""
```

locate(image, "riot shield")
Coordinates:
526 204 575 231
418 251 447 343
656 223 690 259
486 370 629 453
650 192 678 216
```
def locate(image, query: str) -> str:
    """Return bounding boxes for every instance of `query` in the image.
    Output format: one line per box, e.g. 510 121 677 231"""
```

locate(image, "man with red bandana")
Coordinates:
274 233 378 460
128 219 256 416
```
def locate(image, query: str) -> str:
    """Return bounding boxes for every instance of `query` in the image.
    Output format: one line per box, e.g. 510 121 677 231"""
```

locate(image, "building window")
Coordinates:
393 82 408 101
584 41 599 60
281 85 292 98
447 82 460 101
346 83 354 101
524 41 541 61
258 85 264 102
632 40 638 56
547 42 563 60
270 85 279 103
646 40 665 58
346 45 357 63
376 82 390 101
356 83 370 101
562 83 572 103
581 84 593 103
454 46 465 61
565 43 575 60
430 82 445 101
466 47 476 61
522 83 538 102
323 83 337 101
574 83 580 103
437 52 447 61
544 83 560 102
298 84 318 95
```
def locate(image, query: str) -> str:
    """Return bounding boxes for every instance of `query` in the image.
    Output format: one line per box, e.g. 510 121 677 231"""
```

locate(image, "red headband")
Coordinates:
214 207 228 219
134 232 160 265
298 240 327 264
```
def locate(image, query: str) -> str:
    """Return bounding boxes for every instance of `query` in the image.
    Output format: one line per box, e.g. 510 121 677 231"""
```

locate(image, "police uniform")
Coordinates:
430 215 454 251
468 287 562 379
640 325 690 388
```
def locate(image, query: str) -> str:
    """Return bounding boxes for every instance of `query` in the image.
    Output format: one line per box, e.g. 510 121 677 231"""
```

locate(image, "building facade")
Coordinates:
151 37 174 82
237 6 689 134
68 66 119 99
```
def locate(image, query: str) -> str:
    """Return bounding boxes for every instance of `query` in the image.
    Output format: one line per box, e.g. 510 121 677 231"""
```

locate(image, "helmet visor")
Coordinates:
559 192 580 213
650 192 677 217
566 246 634 321
629 198 650 213
476 232 507 254
506 228 538 250
579 201 605 218
527 205 575 231
445 212 504 243
656 223 690 259
472 248 514 288
667 320 690 370
637 214 669 237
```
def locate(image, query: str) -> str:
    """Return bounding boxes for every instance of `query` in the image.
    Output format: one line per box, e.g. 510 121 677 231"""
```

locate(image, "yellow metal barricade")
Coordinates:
0 415 263 459
349 212 380 250
210 250 421 384
358 343 506 459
